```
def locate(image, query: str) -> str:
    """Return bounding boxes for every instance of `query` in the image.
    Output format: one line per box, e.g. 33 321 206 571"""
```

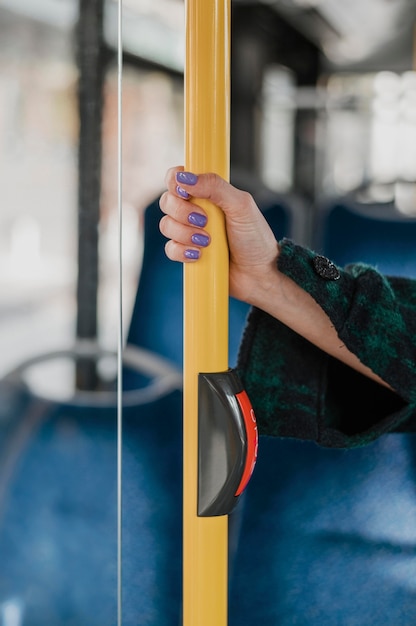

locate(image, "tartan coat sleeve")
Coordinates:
236 238 416 448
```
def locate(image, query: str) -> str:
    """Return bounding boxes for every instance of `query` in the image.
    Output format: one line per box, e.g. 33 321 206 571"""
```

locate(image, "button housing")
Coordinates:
197 370 258 517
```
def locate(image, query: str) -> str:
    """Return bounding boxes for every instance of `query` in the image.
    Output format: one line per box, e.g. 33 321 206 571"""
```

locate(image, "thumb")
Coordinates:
172 169 257 223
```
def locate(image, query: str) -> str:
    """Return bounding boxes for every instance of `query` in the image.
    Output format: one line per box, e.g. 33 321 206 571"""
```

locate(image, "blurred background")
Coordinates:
0 0 185 395
1 0 416 624
2 0 416 389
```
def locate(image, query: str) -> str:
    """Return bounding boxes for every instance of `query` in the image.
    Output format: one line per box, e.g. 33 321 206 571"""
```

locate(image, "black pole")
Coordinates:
75 0 105 389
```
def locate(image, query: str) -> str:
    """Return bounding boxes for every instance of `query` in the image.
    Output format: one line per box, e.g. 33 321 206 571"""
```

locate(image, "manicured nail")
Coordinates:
176 185 190 199
188 212 207 227
184 249 200 260
176 171 198 185
191 233 210 247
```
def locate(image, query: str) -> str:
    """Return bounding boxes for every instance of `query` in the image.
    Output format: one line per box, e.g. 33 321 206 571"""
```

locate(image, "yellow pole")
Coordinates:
183 0 230 625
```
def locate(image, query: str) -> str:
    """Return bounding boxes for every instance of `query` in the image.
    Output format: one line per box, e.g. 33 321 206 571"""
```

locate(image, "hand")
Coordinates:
159 168 392 390
159 166 280 304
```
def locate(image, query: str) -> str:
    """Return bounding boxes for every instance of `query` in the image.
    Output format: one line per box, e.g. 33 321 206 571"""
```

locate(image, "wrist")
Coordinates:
243 244 282 309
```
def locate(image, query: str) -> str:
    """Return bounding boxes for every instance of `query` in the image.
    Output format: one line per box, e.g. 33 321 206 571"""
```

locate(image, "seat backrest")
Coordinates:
316 200 416 277
0 380 183 625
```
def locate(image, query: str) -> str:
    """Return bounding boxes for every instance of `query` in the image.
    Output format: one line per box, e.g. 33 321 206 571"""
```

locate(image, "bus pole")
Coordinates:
183 0 231 624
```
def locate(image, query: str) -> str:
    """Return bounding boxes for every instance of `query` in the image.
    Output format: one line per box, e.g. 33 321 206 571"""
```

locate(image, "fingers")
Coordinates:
164 239 201 262
160 214 210 249
160 165 263 264
159 187 211 262
159 189 208 228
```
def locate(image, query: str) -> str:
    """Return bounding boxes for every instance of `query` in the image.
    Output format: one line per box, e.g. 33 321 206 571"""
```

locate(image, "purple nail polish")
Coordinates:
184 249 200 260
188 212 207 227
191 233 210 247
176 185 190 199
176 171 198 185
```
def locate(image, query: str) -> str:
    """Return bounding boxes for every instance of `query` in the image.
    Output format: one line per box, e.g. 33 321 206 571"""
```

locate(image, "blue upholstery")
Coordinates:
317 200 416 277
0 381 183 626
229 434 416 625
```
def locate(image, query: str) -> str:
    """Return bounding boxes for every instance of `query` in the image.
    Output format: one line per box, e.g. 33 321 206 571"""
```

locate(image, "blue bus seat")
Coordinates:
315 199 416 276
229 433 416 625
0 350 183 626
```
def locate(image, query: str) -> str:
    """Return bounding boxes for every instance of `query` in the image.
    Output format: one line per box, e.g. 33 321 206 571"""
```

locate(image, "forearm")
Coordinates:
248 265 391 390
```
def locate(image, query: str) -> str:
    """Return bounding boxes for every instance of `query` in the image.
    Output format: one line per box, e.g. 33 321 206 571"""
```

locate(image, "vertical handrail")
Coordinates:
183 1 231 625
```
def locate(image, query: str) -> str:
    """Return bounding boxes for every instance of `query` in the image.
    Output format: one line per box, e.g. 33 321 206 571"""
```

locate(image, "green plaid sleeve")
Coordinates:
237 239 416 448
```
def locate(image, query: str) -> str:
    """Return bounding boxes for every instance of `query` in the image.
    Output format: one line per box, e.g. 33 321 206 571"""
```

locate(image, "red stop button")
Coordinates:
234 390 258 496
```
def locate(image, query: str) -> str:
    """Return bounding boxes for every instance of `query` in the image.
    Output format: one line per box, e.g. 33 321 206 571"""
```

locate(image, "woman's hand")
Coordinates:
159 166 280 305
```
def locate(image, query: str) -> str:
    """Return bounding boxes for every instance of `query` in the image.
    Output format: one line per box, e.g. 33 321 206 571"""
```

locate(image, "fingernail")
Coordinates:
191 233 210 247
176 171 198 185
184 249 200 260
176 185 190 199
188 212 207 227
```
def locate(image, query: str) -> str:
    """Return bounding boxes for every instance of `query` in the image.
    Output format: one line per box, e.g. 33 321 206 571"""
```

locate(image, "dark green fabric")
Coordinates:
237 239 416 448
